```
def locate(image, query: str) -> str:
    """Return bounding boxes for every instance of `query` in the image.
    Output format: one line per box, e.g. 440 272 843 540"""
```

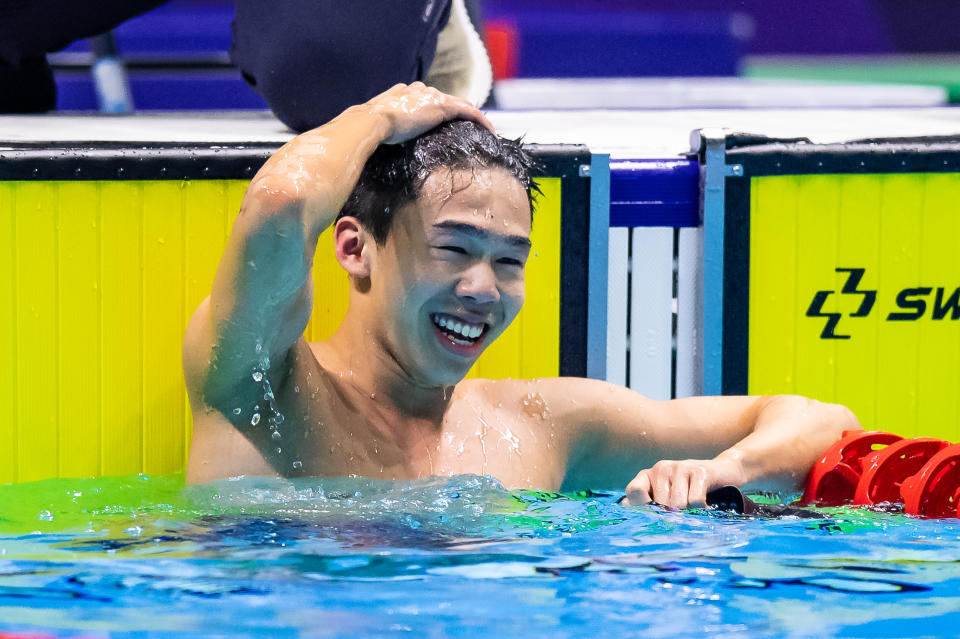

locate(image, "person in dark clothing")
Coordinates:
232 0 491 132
0 0 492 131
0 0 165 112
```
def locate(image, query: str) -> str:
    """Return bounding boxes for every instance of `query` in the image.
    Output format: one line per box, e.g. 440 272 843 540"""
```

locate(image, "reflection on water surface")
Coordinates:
1 474 959 637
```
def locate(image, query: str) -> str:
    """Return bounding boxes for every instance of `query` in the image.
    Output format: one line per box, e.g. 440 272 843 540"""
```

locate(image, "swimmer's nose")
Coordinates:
455 262 500 305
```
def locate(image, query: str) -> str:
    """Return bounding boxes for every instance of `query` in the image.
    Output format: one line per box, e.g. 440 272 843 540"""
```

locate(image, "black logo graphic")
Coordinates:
806 268 959 339
806 268 876 339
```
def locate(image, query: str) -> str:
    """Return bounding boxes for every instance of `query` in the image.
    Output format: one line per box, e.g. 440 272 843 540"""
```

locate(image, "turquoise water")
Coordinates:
1 474 959 638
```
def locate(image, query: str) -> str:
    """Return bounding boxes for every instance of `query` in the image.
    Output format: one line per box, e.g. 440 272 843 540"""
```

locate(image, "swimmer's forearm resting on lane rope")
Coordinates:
613 392 860 508
546 378 859 508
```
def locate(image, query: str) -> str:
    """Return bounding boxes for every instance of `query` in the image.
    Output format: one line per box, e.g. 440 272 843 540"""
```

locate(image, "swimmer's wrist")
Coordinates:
341 103 393 145
714 449 751 485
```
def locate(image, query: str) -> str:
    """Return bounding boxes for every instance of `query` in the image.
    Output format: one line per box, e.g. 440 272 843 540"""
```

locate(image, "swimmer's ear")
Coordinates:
333 216 372 278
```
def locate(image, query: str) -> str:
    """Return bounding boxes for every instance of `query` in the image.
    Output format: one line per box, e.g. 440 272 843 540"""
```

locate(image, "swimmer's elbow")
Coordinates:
826 401 861 435
242 173 338 235
240 177 307 226
763 394 861 441
793 395 861 440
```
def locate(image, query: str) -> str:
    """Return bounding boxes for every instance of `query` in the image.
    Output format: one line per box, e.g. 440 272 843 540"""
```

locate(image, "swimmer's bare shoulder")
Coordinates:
446 376 859 496
432 376 640 489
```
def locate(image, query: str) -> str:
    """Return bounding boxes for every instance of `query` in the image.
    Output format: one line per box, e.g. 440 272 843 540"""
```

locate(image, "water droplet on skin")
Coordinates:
294 385 300 393
255 343 262 353
271 431 282 441
329 446 335 453
292 460 302 470
370 393 376 400
251 413 261 426
275 447 282 455
232 407 242 415
252 371 263 382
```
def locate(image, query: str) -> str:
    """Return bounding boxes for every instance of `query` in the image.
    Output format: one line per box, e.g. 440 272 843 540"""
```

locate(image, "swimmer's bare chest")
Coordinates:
264 341 570 490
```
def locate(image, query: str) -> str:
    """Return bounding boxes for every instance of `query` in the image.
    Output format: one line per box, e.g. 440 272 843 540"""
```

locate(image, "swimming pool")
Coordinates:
1 474 958 638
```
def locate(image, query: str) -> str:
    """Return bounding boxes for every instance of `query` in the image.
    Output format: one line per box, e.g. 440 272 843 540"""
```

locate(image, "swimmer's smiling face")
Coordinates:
369 166 531 386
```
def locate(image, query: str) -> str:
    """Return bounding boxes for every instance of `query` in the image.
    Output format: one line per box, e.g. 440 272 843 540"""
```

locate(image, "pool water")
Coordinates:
1 474 959 638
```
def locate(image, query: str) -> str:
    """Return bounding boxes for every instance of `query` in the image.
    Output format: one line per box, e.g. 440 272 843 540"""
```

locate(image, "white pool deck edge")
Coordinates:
1 107 958 158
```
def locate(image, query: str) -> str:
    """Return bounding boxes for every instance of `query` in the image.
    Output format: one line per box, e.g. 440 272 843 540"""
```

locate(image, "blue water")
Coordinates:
1 474 959 638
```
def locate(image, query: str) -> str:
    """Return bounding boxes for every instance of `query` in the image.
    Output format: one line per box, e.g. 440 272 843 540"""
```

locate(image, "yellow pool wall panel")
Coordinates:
747 172 960 442
0 177 562 484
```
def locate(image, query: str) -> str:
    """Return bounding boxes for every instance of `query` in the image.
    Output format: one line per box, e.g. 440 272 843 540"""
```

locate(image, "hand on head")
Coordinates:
364 82 495 145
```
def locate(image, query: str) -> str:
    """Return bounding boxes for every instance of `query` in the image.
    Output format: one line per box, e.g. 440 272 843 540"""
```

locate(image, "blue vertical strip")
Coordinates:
586 154 610 381
701 134 728 395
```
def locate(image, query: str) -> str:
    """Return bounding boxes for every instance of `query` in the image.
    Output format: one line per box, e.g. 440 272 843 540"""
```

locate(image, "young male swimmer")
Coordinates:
183 82 860 508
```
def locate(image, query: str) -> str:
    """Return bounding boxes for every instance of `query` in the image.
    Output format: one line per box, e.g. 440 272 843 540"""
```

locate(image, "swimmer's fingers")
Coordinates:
624 461 684 508
403 81 494 132
623 459 743 509
365 82 494 144
622 470 652 507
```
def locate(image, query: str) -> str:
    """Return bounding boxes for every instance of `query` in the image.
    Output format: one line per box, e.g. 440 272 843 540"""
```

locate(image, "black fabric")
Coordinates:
231 0 453 132
0 56 56 112
0 0 169 64
0 0 169 113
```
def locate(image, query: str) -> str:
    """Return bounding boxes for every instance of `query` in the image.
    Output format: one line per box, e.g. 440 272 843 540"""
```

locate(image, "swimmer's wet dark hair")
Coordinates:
338 119 540 245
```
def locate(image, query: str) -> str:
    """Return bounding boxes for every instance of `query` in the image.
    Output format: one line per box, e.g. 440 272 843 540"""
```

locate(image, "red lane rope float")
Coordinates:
801 430 903 506
853 437 949 506
901 443 960 519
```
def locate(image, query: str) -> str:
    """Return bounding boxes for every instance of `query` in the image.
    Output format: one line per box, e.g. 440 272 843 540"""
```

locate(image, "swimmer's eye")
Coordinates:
437 245 468 254
497 257 524 267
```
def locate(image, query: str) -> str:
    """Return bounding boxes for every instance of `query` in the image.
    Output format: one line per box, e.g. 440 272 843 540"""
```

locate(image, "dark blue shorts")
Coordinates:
231 0 452 132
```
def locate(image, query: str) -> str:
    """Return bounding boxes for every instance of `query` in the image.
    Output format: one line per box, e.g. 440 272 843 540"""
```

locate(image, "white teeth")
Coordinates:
432 314 485 341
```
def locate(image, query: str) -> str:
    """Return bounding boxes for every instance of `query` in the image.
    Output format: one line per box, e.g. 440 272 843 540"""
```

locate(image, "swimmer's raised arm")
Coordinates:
183 83 491 414
535 378 859 508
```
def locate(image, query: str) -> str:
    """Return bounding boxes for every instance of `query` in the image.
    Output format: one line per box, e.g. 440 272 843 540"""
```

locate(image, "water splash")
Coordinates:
0 474 958 637
249 354 287 457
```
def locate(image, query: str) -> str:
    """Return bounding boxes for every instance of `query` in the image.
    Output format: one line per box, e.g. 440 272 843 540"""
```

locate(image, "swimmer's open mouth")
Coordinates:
430 312 489 346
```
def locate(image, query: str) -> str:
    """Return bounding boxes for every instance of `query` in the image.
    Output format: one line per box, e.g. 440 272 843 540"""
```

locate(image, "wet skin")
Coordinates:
212 167 571 489
186 166 577 489
184 83 859 507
